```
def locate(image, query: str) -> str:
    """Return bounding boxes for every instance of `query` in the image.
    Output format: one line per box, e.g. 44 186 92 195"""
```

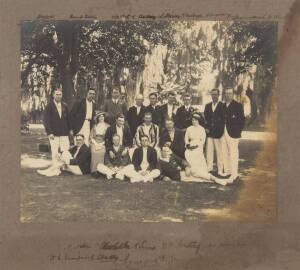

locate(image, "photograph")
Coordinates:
20 19 277 223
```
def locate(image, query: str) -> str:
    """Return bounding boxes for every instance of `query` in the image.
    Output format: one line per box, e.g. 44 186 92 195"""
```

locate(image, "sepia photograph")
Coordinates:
20 20 277 223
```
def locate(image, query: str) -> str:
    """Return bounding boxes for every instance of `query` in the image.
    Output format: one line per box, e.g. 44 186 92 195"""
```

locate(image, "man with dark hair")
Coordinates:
204 88 226 176
160 91 178 128
105 114 132 152
222 87 245 183
159 118 185 158
145 92 161 126
135 112 159 149
130 135 160 183
70 88 96 146
126 94 146 137
97 134 134 180
175 93 195 130
43 88 71 162
158 145 191 181
103 88 127 125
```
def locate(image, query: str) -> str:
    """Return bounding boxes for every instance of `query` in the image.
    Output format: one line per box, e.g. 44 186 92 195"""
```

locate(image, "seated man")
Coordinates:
97 133 133 180
129 135 160 183
38 134 91 176
60 134 91 175
158 145 191 181
135 112 159 149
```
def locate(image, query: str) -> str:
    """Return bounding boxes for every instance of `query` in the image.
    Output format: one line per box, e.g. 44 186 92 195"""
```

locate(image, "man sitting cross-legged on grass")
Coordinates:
129 134 160 183
97 133 134 180
158 144 191 182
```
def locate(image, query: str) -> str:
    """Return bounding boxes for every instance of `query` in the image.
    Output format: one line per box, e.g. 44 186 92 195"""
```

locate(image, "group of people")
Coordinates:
37 86 245 186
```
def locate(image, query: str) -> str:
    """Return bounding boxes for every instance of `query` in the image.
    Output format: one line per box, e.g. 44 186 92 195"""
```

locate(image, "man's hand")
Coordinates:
140 171 149 176
121 148 128 156
49 134 55 140
109 151 116 159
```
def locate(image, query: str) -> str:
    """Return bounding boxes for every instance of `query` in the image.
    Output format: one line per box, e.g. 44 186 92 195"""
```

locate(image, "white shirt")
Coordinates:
116 125 123 145
185 105 190 111
54 101 62 118
212 101 219 112
167 104 174 118
168 129 175 141
135 105 141 115
73 145 81 158
112 99 119 104
86 99 93 120
113 145 120 153
141 147 149 171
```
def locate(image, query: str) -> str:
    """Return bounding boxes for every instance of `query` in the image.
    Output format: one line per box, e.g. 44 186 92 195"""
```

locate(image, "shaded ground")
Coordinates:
20 130 276 223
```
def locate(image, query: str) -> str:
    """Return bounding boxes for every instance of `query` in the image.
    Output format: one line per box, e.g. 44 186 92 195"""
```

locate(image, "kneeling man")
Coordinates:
97 133 133 180
130 135 160 183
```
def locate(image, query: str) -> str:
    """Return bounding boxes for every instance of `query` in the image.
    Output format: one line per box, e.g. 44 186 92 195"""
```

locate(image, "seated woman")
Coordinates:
183 113 227 185
90 112 110 174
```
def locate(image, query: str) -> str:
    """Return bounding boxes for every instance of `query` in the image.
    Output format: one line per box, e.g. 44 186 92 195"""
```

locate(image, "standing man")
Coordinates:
204 88 226 176
159 118 185 159
104 114 132 151
160 91 178 128
222 87 245 182
43 88 71 162
103 88 127 125
175 93 195 130
127 94 146 137
145 92 161 126
70 88 96 146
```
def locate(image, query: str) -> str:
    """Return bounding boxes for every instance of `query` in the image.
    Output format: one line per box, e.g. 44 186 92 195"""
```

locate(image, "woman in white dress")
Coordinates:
90 112 110 173
183 113 227 185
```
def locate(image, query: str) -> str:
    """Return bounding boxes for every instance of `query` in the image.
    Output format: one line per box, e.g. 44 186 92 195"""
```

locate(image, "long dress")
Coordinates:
183 125 211 182
90 122 109 172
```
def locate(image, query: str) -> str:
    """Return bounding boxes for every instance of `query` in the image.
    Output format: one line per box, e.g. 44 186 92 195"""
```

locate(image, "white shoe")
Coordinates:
214 178 228 186
227 175 239 184
144 177 153 183
115 173 124 181
106 174 113 180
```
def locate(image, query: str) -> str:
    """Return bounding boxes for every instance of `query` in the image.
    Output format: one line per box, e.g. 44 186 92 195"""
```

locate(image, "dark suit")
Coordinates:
224 100 245 138
158 154 189 181
69 144 91 174
204 102 226 139
175 105 195 130
104 124 133 151
69 99 96 134
103 99 127 125
103 145 130 167
160 103 176 128
132 146 158 171
159 128 185 158
145 104 161 126
126 105 146 137
43 101 71 136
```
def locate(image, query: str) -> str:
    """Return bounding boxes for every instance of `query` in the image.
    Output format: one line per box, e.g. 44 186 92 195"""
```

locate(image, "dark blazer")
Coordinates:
204 102 226 139
69 144 91 174
132 146 158 171
103 145 130 167
126 105 146 137
175 105 195 130
104 124 133 151
224 100 245 138
158 153 189 181
103 99 127 125
70 99 96 134
43 101 71 136
160 103 176 128
159 128 185 158
145 104 161 126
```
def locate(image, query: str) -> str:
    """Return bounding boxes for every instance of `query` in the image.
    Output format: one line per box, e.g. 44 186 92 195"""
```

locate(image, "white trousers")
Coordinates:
221 127 240 177
66 165 82 175
49 136 70 162
78 120 91 146
206 137 223 174
129 168 160 183
97 164 134 180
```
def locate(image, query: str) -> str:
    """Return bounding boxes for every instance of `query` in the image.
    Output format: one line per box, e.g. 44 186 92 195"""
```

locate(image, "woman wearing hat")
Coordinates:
183 112 227 185
90 111 110 174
